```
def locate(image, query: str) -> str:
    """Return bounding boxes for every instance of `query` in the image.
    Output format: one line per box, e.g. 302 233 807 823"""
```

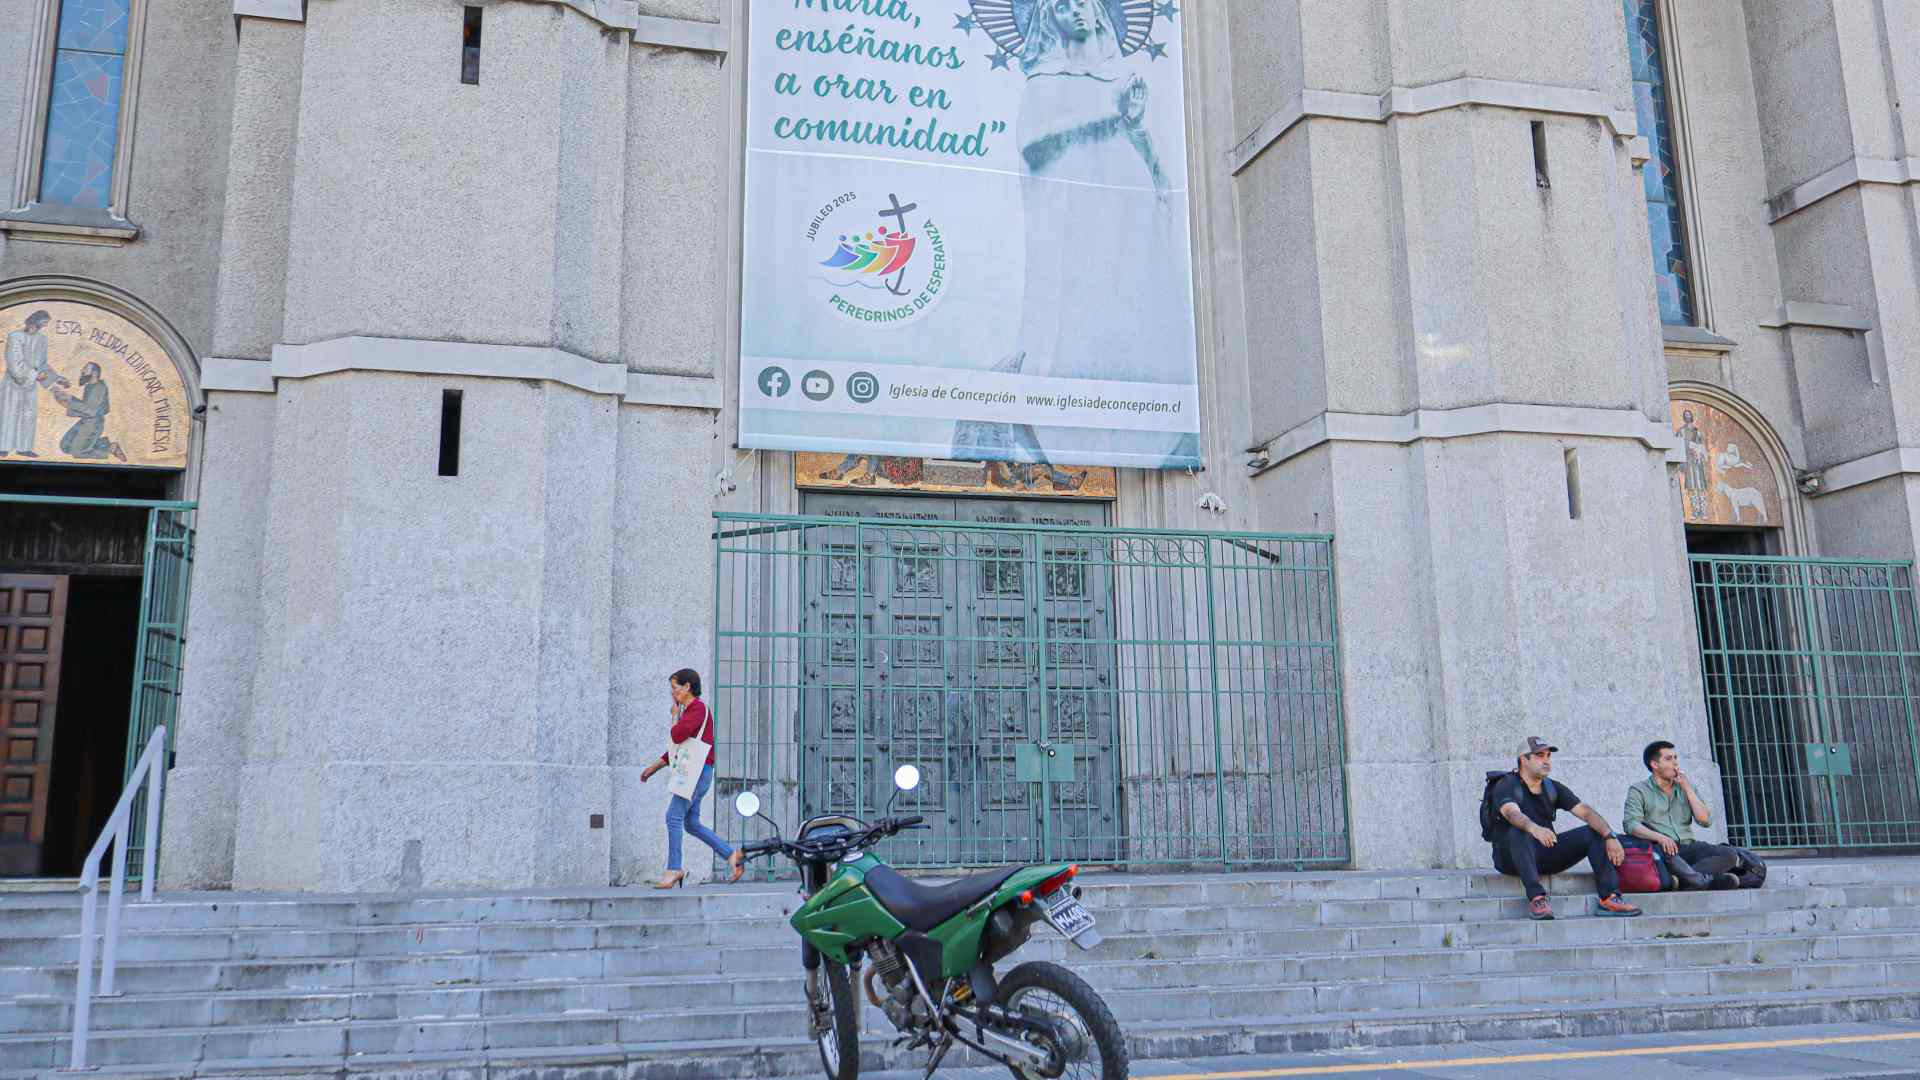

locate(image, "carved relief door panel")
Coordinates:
0 575 67 877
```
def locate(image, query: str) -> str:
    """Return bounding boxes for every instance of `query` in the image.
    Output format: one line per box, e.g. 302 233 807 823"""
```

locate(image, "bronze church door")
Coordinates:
795 494 1119 866
0 575 68 877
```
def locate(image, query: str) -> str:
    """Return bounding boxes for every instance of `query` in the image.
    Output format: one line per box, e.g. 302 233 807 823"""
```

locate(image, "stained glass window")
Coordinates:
38 0 132 210
1625 0 1696 326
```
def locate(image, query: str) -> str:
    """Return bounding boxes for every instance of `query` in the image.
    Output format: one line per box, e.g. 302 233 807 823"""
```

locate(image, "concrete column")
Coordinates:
233 372 618 890
1230 0 1717 868
161 390 275 889
1745 1 1920 559
226 0 643 889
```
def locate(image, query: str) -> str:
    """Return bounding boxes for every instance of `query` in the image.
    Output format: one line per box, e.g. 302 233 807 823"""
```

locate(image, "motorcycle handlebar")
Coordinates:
745 815 931 862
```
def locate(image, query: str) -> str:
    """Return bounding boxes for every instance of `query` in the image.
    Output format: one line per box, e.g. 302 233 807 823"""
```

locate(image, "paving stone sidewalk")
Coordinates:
863 1020 1920 1079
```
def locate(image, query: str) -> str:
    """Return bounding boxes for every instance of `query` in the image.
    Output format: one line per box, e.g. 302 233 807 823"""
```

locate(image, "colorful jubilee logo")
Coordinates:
806 192 948 328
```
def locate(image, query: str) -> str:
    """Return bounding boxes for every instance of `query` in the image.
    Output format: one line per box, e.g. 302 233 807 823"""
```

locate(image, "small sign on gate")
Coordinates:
1805 742 1854 777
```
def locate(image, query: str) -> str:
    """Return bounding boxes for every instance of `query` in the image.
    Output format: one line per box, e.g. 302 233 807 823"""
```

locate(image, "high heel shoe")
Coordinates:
728 850 745 884
653 871 686 890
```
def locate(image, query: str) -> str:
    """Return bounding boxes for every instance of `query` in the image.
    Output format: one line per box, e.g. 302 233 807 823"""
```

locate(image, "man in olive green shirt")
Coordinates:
1623 741 1739 890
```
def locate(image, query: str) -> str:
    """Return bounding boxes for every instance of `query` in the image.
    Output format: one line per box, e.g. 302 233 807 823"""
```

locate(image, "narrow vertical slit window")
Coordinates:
1624 0 1697 325
461 6 482 85
439 390 463 477
1563 449 1582 520
1530 121 1550 188
40 0 133 209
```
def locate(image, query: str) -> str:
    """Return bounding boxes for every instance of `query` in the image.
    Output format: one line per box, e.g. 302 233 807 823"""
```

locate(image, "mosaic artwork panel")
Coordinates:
1671 397 1783 527
39 51 124 210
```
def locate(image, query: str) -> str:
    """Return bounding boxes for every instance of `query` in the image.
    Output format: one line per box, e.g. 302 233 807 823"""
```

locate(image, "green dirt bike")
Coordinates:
732 764 1128 1080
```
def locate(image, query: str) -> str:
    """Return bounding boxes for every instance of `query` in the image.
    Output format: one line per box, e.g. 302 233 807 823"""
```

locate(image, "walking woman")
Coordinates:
640 668 744 888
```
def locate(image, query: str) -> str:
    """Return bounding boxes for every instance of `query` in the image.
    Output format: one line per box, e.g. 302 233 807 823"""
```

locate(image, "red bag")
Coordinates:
1617 844 1667 893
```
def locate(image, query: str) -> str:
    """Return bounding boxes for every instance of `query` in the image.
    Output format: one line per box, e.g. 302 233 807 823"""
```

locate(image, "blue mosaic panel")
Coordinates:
55 0 130 54
1624 0 1696 325
39 50 123 209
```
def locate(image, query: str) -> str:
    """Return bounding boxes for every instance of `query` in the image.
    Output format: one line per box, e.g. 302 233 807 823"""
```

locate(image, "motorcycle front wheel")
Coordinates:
999 961 1128 1080
811 959 860 1080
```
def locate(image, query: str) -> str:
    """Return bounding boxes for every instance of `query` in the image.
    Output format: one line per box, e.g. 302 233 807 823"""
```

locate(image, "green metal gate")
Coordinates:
1691 555 1920 849
124 507 194 876
712 512 1349 870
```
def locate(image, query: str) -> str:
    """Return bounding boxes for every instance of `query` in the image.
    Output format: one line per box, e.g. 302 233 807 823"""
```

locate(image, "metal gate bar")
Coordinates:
1690 555 1920 849
711 513 1349 871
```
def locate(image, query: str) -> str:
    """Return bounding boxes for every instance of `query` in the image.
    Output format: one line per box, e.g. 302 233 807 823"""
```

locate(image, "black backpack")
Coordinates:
1479 770 1557 843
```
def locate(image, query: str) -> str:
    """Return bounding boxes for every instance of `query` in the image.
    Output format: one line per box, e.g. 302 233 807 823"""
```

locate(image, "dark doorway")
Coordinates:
39 577 140 876
1686 526 1777 558
0 493 151 878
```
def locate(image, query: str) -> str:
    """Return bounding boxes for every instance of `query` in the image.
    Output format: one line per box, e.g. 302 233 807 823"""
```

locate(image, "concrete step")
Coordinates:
8 900 1920 1006
6 880 1916 969
4 856 1916 930
5 985 1920 1078
4 940 1918 1049
5 859 1919 1077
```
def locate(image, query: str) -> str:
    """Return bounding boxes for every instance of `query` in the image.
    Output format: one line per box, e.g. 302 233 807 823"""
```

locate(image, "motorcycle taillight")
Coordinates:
1035 864 1078 898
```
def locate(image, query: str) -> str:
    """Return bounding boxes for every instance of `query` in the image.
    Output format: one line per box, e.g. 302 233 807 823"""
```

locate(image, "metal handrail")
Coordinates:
65 725 167 1072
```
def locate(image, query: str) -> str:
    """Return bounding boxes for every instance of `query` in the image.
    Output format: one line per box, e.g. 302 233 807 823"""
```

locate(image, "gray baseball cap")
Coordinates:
1518 736 1559 756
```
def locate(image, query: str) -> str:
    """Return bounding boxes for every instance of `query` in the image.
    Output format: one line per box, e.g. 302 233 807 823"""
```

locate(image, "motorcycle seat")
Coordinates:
864 864 1024 932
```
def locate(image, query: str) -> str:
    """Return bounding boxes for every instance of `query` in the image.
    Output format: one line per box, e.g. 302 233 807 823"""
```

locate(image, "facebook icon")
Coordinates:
757 366 790 398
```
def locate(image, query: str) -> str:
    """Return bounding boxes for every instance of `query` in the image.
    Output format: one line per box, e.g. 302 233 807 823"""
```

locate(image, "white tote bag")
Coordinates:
666 706 713 800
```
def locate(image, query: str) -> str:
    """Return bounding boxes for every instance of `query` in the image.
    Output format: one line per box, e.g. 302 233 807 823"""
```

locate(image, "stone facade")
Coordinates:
1 0 1915 889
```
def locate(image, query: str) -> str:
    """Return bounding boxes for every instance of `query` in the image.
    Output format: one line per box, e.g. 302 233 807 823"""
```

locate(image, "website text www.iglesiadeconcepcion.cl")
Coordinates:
890 383 1183 415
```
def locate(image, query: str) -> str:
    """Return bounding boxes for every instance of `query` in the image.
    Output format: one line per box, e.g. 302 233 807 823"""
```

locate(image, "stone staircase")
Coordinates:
4 859 1920 1078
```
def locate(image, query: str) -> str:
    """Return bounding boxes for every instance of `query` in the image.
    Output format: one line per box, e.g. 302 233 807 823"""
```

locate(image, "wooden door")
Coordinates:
0 575 68 877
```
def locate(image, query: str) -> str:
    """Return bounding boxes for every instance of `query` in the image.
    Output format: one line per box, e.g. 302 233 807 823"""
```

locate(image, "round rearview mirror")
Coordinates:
734 791 762 818
894 764 922 793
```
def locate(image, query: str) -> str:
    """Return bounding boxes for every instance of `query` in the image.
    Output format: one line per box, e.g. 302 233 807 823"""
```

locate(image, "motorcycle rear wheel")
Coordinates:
999 961 1128 1080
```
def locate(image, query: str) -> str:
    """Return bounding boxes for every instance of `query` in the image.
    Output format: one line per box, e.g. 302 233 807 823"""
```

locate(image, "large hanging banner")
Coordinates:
739 0 1201 471
0 300 190 470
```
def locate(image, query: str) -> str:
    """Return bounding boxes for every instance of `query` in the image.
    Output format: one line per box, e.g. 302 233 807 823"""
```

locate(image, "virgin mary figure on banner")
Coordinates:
952 0 1200 473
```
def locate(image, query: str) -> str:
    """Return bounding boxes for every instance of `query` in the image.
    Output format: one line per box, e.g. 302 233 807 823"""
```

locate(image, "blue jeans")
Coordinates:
667 764 733 871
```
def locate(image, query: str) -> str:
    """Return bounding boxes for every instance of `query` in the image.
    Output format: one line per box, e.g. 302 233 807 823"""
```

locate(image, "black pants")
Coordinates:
1669 840 1739 885
1491 826 1619 900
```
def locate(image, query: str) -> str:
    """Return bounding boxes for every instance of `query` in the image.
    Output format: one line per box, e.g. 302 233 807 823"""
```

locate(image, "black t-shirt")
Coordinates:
1491 773 1579 837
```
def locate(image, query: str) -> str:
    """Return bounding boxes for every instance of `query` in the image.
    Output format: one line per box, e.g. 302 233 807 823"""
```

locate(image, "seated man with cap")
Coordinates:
1489 736 1643 920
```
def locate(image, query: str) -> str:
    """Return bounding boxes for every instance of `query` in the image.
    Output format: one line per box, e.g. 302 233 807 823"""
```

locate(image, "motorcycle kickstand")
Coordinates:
921 1033 953 1079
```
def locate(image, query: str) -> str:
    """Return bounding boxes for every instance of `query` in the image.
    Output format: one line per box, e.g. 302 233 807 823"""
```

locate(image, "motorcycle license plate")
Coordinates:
1040 889 1101 949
